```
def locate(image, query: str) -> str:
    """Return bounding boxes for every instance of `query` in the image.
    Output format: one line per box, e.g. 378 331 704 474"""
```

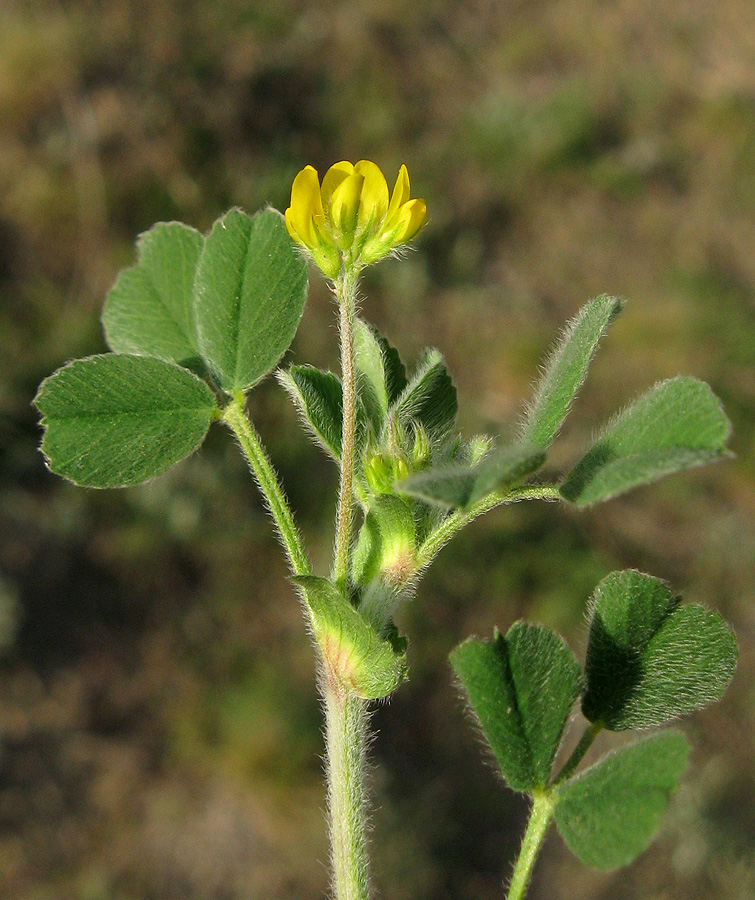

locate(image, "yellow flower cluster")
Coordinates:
285 161 427 278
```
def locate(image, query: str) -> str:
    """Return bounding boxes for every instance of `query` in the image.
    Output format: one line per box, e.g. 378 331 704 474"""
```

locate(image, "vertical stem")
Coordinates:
506 790 555 900
505 723 600 900
224 391 372 897
324 683 371 900
222 396 311 577
325 264 372 900
332 266 360 588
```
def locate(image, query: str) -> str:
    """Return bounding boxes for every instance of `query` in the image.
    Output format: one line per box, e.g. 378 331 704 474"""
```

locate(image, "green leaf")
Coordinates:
555 730 690 870
375 327 408 407
354 318 407 435
397 463 476 508
468 442 547 503
278 365 343 460
293 575 407 700
390 349 457 446
102 222 205 371
399 442 545 508
194 208 308 393
450 623 582 792
582 570 738 730
519 295 623 448
560 377 731 505
35 354 218 488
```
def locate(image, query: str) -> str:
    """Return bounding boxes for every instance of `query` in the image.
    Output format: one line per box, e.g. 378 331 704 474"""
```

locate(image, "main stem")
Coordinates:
505 790 555 900
326 264 371 900
325 685 370 900
331 266 360 588
223 268 369 898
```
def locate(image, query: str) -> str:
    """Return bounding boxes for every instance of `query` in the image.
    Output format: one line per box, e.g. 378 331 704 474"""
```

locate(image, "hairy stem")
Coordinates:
222 395 310 576
417 483 561 568
554 721 602 785
332 267 361 587
325 684 371 900
506 790 556 900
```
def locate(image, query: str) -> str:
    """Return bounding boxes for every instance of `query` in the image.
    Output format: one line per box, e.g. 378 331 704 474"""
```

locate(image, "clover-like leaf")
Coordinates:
398 442 545 509
519 294 623 449
102 222 205 371
451 623 582 792
35 354 218 488
582 570 738 730
555 730 690 870
560 377 731 505
194 208 308 393
293 575 407 700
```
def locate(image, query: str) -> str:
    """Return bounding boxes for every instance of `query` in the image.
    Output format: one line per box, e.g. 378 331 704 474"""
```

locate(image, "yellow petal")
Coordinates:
386 164 411 223
388 198 427 244
285 207 305 245
287 166 324 246
354 160 389 229
321 161 355 207
330 172 365 247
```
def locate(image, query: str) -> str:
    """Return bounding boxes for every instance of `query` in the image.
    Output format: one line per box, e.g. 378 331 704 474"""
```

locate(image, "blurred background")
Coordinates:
1 1 754 898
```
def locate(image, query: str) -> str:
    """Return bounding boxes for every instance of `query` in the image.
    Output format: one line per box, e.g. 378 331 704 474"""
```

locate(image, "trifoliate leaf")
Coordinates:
560 377 731 505
582 570 738 730
451 623 582 792
293 575 407 700
278 366 343 460
555 730 690 870
194 208 308 393
520 295 623 449
35 354 218 488
102 222 204 370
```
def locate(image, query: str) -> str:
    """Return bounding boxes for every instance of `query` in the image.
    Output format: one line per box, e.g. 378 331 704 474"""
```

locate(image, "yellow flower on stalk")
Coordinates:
285 160 427 278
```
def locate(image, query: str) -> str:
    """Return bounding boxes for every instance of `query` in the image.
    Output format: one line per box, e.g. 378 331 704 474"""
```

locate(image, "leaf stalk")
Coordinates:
222 396 310 576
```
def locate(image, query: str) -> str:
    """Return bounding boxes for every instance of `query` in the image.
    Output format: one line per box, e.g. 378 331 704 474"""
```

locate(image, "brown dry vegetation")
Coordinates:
1 1 754 899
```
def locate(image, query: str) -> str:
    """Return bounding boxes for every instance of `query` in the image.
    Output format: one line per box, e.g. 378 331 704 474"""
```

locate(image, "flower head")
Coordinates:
285 161 427 278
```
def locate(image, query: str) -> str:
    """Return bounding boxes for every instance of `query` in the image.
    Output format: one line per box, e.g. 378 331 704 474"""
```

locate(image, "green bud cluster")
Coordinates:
347 341 486 632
